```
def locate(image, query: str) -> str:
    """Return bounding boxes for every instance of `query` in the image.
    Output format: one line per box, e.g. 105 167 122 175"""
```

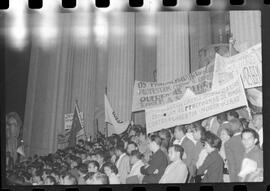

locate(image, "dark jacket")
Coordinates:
197 150 224 183
224 134 245 182
141 149 168 183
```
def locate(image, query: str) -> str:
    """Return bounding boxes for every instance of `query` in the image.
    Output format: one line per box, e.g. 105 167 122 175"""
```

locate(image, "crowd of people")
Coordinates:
6 107 263 185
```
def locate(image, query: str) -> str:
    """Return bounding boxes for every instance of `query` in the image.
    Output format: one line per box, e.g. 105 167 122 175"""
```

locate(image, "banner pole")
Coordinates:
105 87 109 138
75 99 87 141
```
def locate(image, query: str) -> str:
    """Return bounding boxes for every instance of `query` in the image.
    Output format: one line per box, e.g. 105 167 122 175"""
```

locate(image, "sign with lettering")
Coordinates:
212 43 261 89
145 77 247 134
132 63 214 112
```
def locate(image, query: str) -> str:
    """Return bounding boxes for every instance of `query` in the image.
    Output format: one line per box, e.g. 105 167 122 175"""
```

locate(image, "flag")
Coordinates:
104 95 130 135
68 103 83 147
16 142 25 157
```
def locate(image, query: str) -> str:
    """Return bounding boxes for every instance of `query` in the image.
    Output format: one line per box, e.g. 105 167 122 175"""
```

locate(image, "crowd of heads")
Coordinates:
6 107 263 185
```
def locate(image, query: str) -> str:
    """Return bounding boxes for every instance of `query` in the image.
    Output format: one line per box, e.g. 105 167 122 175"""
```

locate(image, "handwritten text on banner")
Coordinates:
145 77 247 134
132 63 214 112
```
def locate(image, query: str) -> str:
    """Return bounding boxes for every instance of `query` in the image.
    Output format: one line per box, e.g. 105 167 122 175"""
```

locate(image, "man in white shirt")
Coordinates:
126 150 144 183
115 144 130 184
159 144 188 183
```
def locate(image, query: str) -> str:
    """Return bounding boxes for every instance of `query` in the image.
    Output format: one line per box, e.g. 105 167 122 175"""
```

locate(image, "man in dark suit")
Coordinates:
140 135 168 183
173 125 195 181
224 118 245 182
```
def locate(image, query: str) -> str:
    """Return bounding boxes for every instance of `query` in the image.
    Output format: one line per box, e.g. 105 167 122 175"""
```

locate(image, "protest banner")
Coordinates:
212 43 261 89
132 63 214 112
145 77 248 134
105 95 130 135
64 112 84 131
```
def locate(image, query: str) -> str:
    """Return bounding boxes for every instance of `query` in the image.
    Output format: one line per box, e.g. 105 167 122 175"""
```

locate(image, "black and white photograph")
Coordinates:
2 0 263 185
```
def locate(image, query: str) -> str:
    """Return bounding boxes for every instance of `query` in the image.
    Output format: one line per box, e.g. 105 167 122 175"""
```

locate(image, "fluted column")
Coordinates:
134 13 157 126
156 12 190 82
230 11 261 50
107 12 135 135
189 12 212 72
70 39 97 139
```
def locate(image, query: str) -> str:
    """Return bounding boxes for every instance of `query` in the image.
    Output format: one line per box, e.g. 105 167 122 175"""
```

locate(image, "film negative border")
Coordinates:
1 0 270 191
0 0 269 10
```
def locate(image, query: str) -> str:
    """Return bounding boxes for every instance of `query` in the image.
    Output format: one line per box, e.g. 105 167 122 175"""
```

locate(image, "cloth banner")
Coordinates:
132 63 214 112
64 112 84 131
212 43 261 89
104 95 130 135
145 77 248 134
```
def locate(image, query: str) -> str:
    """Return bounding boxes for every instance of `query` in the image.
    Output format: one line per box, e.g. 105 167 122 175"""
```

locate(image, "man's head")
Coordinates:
95 151 105 166
168 144 184 162
229 118 243 135
192 123 206 141
78 139 85 148
174 125 187 140
148 135 162 152
129 150 142 165
227 110 239 121
78 163 88 175
88 160 100 173
115 144 126 157
217 112 228 124
241 128 259 151
252 114 263 130
126 141 138 155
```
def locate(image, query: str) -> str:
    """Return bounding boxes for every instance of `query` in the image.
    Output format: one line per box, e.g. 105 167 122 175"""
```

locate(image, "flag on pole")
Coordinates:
104 95 130 135
68 103 83 147
16 140 25 157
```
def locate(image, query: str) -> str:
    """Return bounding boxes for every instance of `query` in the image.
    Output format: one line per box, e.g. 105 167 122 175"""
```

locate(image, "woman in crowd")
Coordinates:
103 162 120 184
196 131 224 183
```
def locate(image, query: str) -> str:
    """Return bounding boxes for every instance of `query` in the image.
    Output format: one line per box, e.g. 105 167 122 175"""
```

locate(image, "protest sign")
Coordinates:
145 77 247 134
212 43 261 89
132 63 214 112
64 112 84 130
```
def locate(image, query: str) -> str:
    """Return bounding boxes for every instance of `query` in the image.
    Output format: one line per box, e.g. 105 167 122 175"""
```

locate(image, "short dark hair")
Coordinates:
149 135 162 146
241 128 260 145
88 160 100 169
203 131 222 150
159 129 171 141
130 150 142 160
174 125 187 134
115 143 126 153
220 127 234 137
217 112 228 122
228 110 239 119
78 163 88 174
229 118 243 134
127 141 138 148
103 162 118 174
170 144 184 159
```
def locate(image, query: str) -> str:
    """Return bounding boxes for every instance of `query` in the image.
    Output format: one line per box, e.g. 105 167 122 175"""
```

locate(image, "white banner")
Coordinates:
145 77 248 134
213 43 261 89
132 63 214 112
104 95 129 135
